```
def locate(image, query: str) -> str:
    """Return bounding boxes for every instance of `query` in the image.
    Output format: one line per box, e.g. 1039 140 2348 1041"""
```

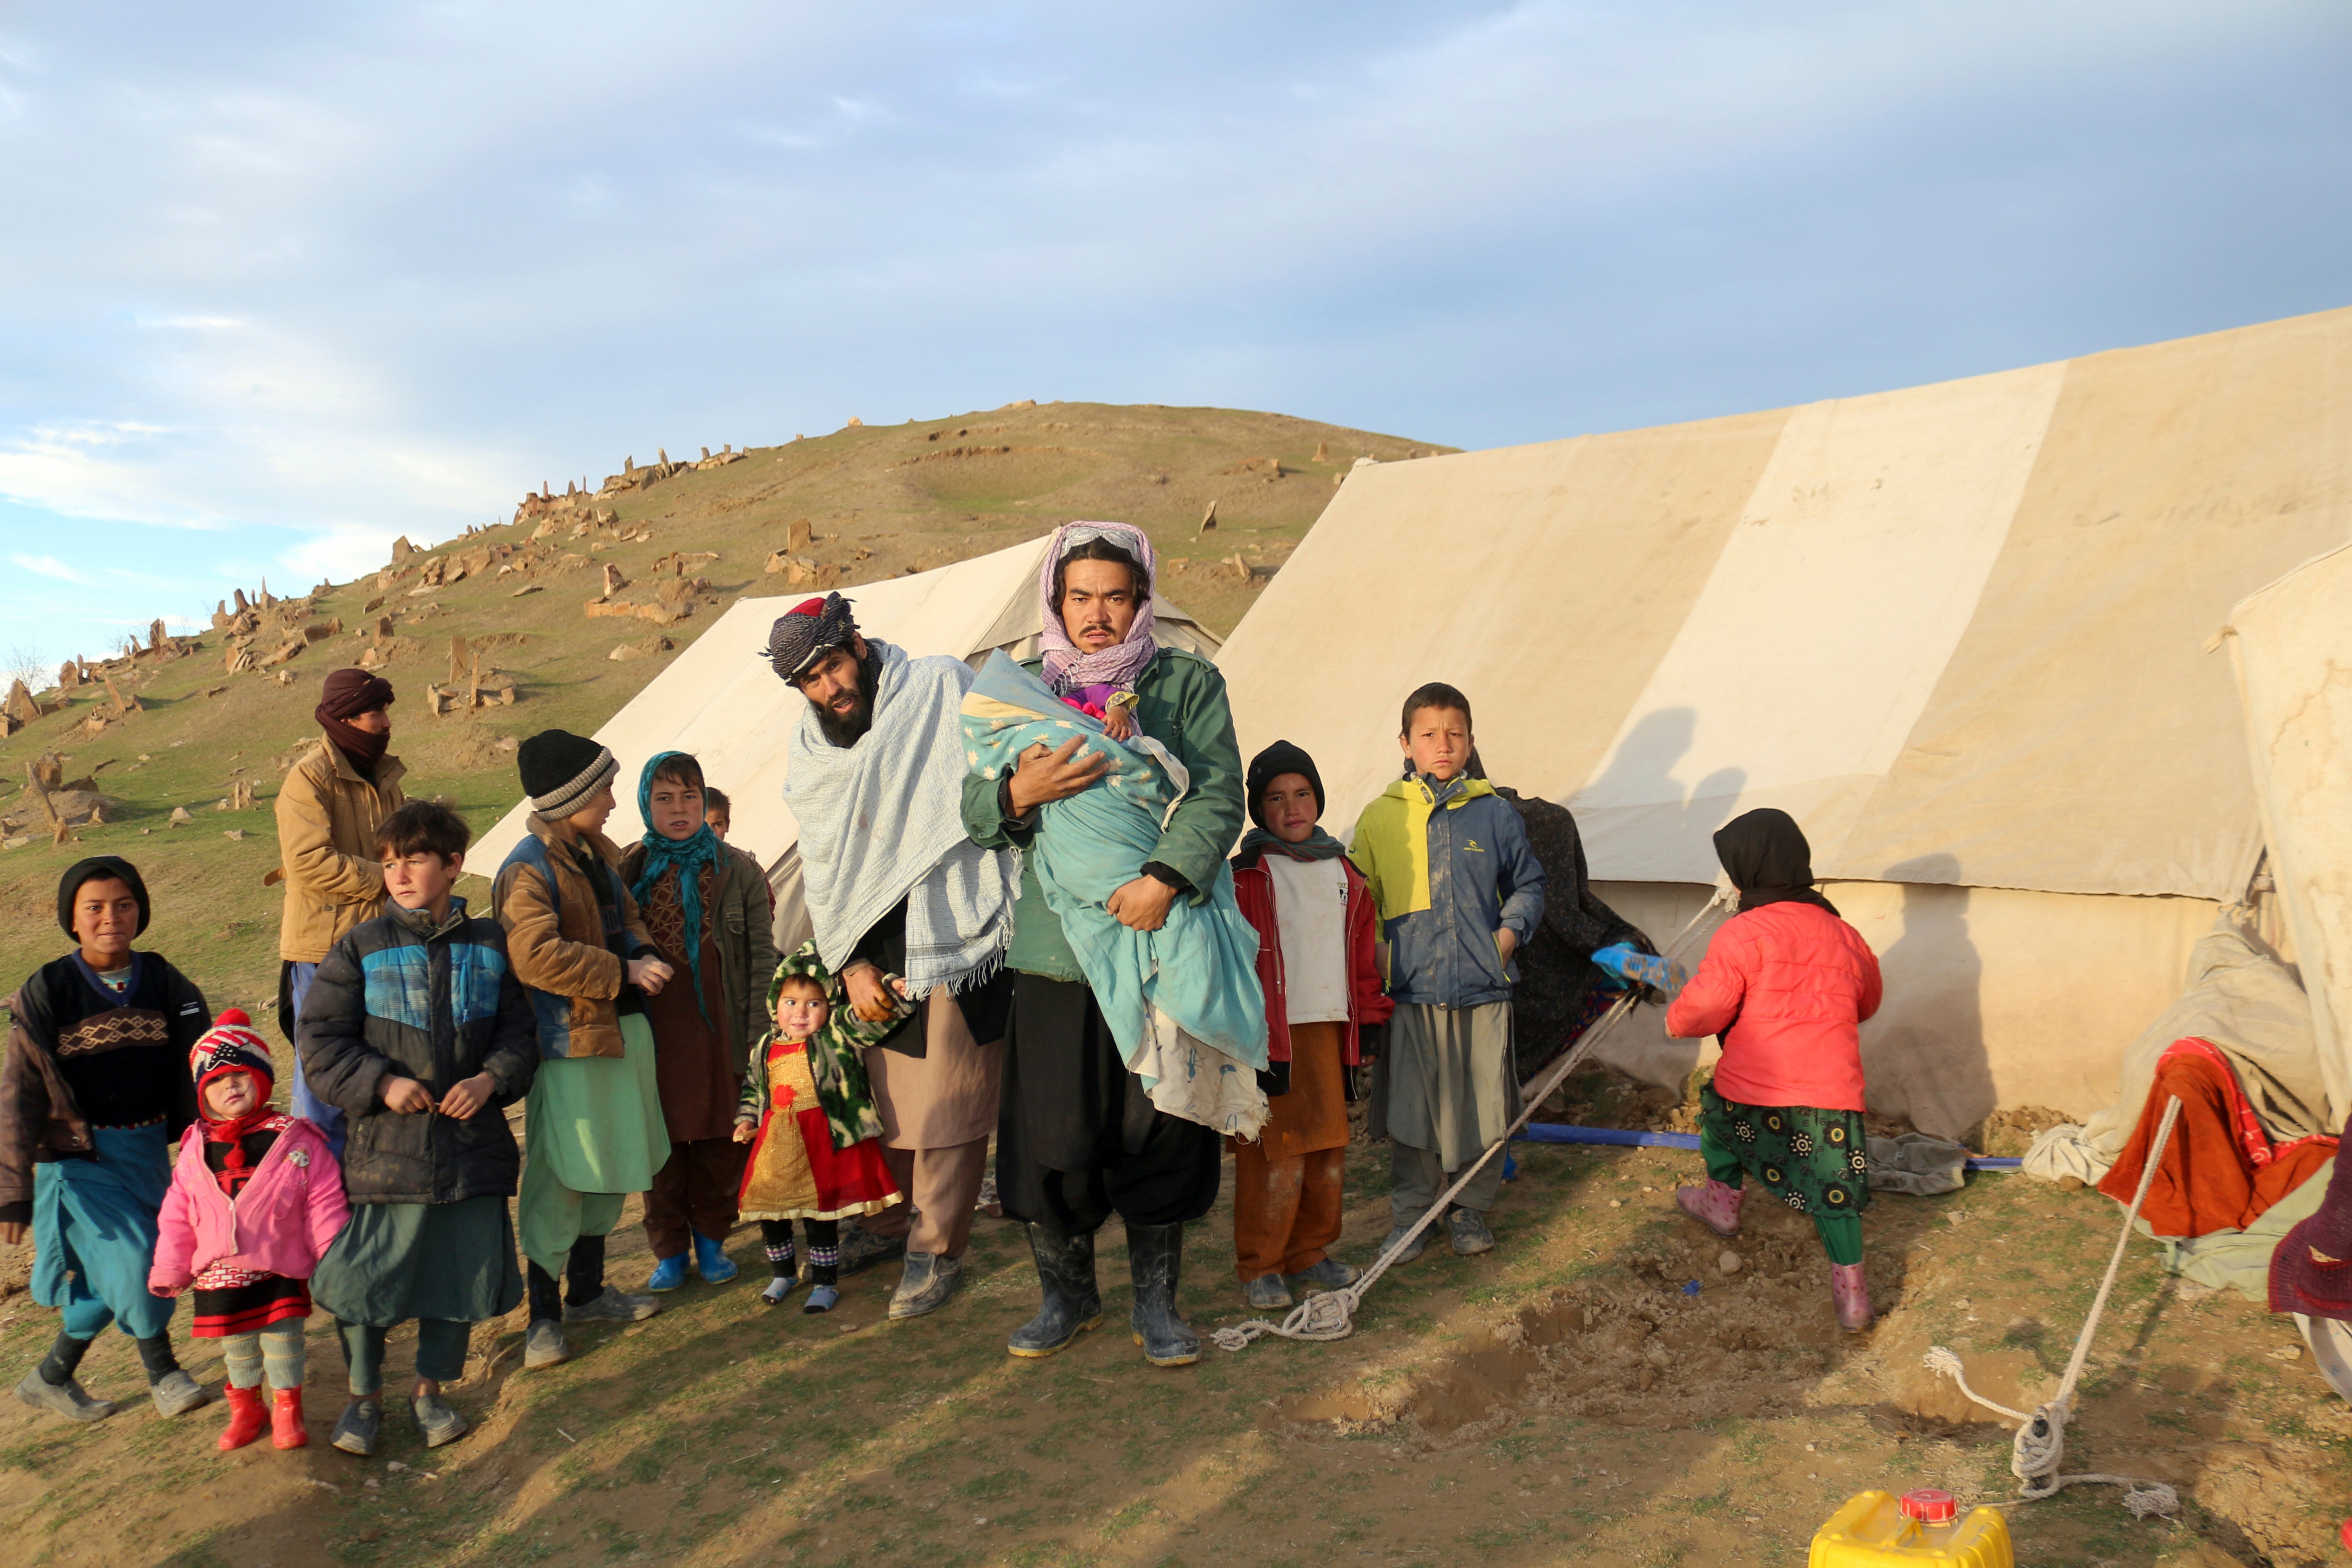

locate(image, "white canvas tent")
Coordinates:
2217 540 2352 1129
470 533 1222 884
1217 305 2352 1137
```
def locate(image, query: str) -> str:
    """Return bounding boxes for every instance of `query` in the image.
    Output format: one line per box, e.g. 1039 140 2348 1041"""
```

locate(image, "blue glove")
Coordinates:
1592 943 1673 991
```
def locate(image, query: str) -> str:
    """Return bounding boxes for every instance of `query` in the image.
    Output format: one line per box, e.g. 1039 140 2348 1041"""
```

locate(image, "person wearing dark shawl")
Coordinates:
1227 742 1392 1310
273 669 405 1154
771 593 1019 1322
1469 755 1659 1083
1665 808 1885 1332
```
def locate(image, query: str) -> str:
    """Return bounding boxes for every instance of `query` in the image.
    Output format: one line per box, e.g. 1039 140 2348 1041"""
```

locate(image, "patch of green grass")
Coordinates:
952 1468 1029 1502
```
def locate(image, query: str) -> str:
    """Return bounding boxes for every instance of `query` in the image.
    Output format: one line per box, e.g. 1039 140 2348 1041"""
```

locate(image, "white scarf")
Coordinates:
787 640 1021 996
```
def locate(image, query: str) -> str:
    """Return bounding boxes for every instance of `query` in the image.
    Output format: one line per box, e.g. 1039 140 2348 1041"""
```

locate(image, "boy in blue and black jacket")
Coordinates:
299 801 537 1459
1348 682 1544 1262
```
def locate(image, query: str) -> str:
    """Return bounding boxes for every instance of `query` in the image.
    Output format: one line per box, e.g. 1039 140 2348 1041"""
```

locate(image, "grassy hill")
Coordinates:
0 401 1450 1019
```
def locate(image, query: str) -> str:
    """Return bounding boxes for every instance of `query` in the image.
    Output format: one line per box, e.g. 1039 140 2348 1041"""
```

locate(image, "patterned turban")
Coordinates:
764 593 858 682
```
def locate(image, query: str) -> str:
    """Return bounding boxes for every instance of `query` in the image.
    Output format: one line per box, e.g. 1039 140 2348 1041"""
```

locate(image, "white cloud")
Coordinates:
12 551 90 583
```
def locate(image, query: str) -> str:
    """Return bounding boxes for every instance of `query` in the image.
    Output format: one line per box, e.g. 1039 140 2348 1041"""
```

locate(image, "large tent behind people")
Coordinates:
469 532 1223 889
2217 540 2352 1126
1215 305 2352 1141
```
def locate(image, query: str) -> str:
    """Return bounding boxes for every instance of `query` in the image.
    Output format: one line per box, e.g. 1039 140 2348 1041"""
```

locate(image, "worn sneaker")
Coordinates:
1447 1208 1496 1256
149 1369 213 1417
409 1392 470 1448
14 1369 116 1423
523 1320 569 1369
1244 1273 1294 1311
330 1398 382 1457
835 1220 906 1277
1377 1223 1429 1266
564 1287 662 1324
1282 1257 1360 1295
889 1253 964 1320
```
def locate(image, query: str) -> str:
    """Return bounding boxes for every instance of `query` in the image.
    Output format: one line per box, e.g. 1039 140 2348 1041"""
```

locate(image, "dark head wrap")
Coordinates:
58 855 151 937
1245 740 1325 828
1235 740 1346 864
1711 808 1838 916
316 668 395 770
764 593 858 683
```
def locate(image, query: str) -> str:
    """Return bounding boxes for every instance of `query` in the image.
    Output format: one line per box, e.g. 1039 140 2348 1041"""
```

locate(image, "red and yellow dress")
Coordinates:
736 1036 901 1223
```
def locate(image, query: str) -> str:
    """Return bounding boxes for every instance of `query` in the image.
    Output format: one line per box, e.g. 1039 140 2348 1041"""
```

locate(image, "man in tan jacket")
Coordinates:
275 669 406 1152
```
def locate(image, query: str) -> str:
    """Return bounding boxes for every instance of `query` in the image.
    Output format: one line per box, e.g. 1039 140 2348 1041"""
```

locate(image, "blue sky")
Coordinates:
3 2 2348 669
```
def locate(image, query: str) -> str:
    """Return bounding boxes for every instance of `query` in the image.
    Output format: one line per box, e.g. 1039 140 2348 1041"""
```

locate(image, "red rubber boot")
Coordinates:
217 1384 268 1451
270 1386 309 1450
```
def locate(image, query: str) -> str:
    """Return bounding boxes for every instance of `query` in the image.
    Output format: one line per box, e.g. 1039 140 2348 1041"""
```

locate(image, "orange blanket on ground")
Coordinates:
2099 1038 2338 1238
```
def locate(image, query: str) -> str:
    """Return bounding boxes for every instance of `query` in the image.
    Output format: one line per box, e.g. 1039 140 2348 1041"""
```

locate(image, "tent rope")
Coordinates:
1922 1093 2185 1519
1210 888 1737 1352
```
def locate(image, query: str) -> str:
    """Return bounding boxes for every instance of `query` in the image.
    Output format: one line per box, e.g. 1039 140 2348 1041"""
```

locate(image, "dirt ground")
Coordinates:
2 1110 2346 1568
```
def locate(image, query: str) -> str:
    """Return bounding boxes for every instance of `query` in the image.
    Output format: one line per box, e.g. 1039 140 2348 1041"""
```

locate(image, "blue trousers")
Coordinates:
285 961 346 1156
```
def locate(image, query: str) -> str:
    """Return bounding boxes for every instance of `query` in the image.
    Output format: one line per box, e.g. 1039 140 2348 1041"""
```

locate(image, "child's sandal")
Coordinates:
801 1284 840 1314
761 1277 799 1307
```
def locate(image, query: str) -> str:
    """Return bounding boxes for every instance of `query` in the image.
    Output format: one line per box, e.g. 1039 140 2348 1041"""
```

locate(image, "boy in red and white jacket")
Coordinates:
1666 809 1883 1331
1228 741 1393 1312
150 1010 349 1451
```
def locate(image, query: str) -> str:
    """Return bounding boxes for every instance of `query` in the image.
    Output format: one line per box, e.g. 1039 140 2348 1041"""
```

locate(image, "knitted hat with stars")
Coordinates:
188 1008 275 1102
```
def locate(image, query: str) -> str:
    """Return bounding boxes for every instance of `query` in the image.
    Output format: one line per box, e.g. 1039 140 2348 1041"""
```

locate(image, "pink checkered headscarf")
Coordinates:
1037 521 1158 697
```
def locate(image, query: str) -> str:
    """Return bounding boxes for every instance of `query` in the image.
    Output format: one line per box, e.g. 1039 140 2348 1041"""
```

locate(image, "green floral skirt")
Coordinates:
1698 1085 1870 1218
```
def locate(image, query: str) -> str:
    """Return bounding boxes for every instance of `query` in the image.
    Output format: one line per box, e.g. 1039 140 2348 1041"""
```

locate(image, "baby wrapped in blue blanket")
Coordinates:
962 651 1268 1138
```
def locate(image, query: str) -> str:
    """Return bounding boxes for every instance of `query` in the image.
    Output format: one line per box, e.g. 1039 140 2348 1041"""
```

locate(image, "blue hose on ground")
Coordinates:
1513 1121 2022 1171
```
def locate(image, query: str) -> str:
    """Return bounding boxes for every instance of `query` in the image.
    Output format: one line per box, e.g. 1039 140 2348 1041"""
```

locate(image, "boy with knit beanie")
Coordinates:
3 856 213 1424
493 730 671 1370
1228 741 1392 1309
152 1010 349 1451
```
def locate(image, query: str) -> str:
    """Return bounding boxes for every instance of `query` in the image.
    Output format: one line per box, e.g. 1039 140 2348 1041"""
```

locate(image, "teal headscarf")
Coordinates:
632 750 721 1024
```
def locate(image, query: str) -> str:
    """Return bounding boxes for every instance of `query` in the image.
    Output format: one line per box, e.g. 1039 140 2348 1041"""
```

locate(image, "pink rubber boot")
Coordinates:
1674 1179 1744 1238
1831 1261 1874 1333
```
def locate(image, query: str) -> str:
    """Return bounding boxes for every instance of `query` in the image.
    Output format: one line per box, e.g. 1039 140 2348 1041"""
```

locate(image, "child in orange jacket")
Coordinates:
1665 808 1883 1331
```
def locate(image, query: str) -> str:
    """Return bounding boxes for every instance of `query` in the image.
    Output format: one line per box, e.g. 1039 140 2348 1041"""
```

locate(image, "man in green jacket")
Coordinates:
961 522 1245 1367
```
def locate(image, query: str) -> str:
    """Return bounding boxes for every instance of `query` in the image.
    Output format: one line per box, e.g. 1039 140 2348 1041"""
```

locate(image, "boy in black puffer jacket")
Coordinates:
298 802 536 1459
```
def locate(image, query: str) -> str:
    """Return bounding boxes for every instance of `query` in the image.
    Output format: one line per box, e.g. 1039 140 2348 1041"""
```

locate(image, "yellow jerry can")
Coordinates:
1808 1489 2014 1568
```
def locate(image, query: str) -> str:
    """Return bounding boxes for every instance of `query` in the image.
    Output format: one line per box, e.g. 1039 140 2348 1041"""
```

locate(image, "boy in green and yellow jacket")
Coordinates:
1350 682 1544 1265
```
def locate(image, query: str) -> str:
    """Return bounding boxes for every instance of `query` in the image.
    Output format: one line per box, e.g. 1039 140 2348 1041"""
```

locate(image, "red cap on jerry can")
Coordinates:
1899 1489 1959 1524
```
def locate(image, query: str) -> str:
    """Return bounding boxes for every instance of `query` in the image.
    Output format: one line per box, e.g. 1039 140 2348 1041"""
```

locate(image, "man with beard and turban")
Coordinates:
274 668 406 1152
770 593 1021 1321
960 521 1251 1368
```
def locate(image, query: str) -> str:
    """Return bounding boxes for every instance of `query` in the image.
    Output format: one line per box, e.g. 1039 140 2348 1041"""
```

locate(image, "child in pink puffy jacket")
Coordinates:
150 1010 349 1453
1665 809 1883 1333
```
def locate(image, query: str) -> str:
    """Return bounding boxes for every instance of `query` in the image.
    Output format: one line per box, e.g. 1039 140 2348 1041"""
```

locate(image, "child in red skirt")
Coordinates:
734 945 910 1313
150 1010 349 1450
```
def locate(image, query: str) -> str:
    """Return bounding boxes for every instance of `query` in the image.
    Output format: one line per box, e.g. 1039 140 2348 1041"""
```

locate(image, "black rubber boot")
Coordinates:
1126 1223 1201 1367
1007 1225 1102 1358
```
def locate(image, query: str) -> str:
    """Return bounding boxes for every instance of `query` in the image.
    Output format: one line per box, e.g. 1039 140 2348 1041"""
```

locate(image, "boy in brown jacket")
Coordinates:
274 669 406 1151
492 731 672 1369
